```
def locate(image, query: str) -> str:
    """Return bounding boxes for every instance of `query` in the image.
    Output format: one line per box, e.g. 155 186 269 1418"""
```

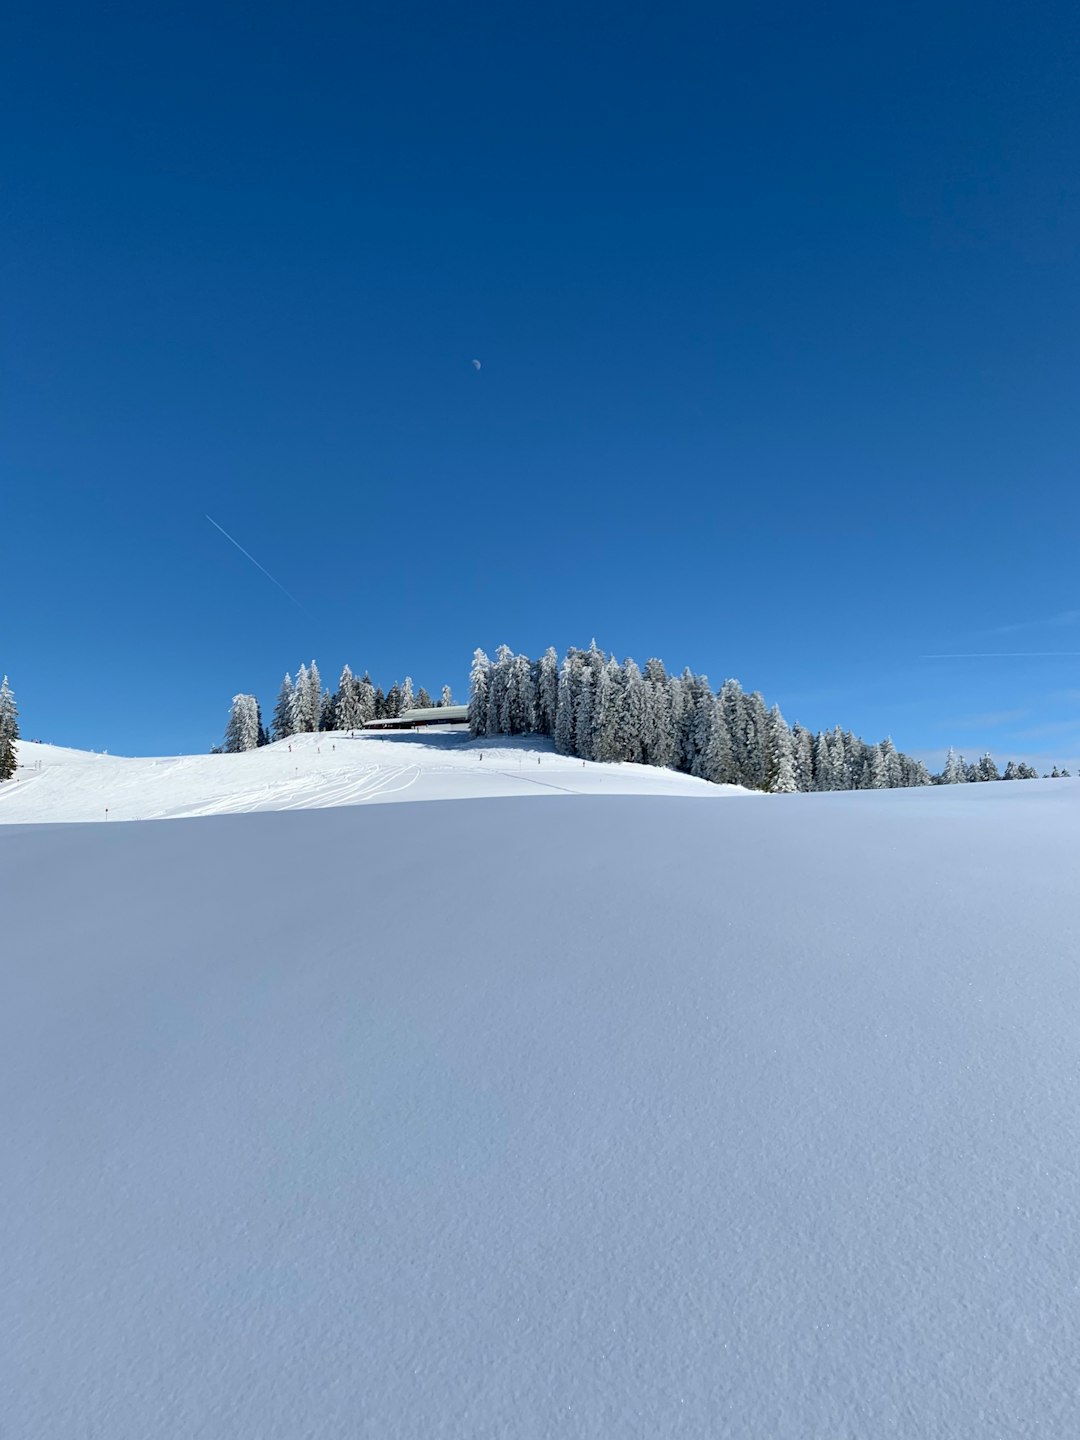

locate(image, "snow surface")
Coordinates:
4 780 1080 1436
0 730 750 823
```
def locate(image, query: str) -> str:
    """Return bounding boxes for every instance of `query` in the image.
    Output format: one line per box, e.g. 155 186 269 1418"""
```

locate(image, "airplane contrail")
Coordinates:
921 652 1080 659
205 514 307 611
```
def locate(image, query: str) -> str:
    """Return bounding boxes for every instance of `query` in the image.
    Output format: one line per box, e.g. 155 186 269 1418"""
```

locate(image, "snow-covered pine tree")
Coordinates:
306 662 322 731
791 723 815 792
486 646 513 734
372 685 386 719
865 742 888 790
812 730 832 790
505 653 536 733
401 676 415 714
271 674 295 740
574 668 595 759
335 665 363 730
701 697 734 785
416 688 433 710
739 692 770 791
468 649 492 737
899 754 932 788
554 649 583 755
880 736 903 789
0 675 16 781
615 659 647 764
319 690 336 731
688 680 716 778
643 665 676 769
358 673 377 723
977 752 1000 782
384 682 403 719
719 679 746 785
766 705 798 792
1002 760 1021 781
290 664 314 733
941 747 965 784
224 694 261 752
536 647 560 736
0 676 18 742
440 684 454 708
589 657 617 762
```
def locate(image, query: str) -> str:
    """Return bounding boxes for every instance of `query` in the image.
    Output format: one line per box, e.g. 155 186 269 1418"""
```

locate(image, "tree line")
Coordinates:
465 643 1065 791
221 662 454 752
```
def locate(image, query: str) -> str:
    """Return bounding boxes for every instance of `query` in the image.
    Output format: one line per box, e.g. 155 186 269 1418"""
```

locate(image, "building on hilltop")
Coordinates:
364 705 469 732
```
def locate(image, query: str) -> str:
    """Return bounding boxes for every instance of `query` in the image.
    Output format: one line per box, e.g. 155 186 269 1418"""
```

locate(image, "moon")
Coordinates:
472 359 481 371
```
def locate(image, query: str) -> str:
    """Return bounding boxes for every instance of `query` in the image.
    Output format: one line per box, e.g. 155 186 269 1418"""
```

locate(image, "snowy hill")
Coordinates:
0 730 750 824
4 780 1080 1437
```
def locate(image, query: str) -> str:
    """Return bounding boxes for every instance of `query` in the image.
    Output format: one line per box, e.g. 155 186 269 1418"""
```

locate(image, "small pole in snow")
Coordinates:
105 807 109 820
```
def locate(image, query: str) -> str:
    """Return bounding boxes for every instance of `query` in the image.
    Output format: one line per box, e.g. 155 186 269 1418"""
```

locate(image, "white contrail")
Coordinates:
921 652 1080 659
205 514 306 611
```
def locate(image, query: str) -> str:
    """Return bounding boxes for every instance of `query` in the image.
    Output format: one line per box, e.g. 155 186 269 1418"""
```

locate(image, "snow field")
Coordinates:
3 780 1080 1436
0 730 751 824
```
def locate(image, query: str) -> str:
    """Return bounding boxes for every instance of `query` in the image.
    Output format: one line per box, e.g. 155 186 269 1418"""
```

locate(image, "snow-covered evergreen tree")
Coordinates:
468 649 492 737
554 649 583 755
977 752 1000 782
504 653 536 733
766 705 798 792
401 676 415 714
701 698 734 785
372 685 386 718
416 687 433 710
0 676 18 743
384 682 403 719
335 665 363 730
319 690 336 731
574 668 595 759
271 674 295 740
590 658 619 762
0 675 16 782
290 664 315 733
688 679 715 778
306 662 322 731
880 736 903 789
865 742 888 790
615 660 647 764
719 679 746 784
440 684 454 708
358 673 376 723
941 747 965 784
812 730 832 790
535 647 559 735
791 723 815 793
224 694 261 752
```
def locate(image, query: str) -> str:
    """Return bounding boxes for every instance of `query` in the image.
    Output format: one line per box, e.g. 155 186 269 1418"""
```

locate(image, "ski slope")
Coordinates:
4 780 1080 1437
0 730 750 823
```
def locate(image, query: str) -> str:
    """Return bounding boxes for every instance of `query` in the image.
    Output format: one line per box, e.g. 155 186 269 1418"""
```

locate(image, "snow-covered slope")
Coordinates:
4 780 1080 1437
0 730 749 823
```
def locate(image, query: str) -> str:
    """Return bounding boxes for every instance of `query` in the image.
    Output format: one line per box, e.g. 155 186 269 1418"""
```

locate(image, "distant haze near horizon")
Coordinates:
5 1 1079 763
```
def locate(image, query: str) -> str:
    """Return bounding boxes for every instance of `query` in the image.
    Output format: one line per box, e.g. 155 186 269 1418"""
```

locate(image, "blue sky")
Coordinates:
4 0 1079 766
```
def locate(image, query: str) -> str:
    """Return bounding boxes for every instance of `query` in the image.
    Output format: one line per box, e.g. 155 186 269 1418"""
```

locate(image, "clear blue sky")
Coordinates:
4 0 1079 766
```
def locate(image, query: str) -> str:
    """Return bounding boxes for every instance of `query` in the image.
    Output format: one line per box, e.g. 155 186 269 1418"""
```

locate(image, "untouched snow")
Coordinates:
4 780 1080 1436
0 731 749 823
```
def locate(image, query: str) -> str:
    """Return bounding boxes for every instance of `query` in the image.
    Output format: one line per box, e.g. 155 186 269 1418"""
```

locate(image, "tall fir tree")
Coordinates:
440 684 454 708
224 694 261 752
335 665 363 730
0 675 16 782
468 649 492 737
766 705 798 792
271 674 295 741
536 647 560 736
